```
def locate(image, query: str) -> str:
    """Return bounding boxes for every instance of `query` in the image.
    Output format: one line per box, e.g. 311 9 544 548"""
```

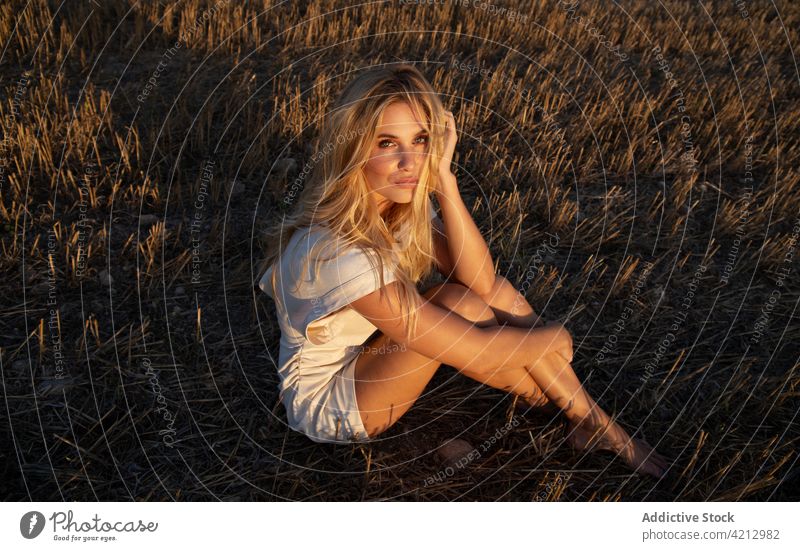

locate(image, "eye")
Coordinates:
377 134 429 149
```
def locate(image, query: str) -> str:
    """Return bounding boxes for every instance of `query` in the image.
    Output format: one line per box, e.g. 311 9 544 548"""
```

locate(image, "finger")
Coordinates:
555 347 573 363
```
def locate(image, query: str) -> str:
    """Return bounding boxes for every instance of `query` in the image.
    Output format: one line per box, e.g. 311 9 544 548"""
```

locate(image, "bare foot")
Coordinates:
564 419 616 453
564 419 669 479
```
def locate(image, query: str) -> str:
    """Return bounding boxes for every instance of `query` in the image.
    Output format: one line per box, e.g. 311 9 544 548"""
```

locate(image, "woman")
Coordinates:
259 64 668 479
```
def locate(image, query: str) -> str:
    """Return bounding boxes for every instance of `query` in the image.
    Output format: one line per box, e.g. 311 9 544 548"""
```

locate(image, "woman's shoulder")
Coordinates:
260 224 390 297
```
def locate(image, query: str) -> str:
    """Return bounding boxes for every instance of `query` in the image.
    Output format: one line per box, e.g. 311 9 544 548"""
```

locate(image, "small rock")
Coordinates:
139 214 159 225
436 438 478 469
98 269 113 286
12 359 28 371
175 286 185 296
231 181 245 195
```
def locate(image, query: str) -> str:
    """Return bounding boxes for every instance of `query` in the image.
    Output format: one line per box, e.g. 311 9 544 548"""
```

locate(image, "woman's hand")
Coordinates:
437 110 458 180
545 319 574 363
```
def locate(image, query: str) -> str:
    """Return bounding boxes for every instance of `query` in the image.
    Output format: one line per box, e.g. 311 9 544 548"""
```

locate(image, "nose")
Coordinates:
396 147 419 171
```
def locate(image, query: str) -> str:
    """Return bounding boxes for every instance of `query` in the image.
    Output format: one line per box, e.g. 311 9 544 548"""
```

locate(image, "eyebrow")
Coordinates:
375 129 428 139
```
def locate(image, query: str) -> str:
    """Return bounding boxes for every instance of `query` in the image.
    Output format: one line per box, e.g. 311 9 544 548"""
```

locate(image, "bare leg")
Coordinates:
470 277 668 478
471 275 561 411
354 281 563 437
427 278 559 412
520 351 669 478
355 278 668 477
474 274 547 328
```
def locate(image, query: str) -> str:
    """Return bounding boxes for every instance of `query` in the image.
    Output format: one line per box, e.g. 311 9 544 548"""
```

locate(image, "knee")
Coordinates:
477 274 516 304
423 283 498 327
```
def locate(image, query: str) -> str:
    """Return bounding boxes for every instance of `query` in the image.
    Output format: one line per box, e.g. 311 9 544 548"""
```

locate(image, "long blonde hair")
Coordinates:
260 63 448 341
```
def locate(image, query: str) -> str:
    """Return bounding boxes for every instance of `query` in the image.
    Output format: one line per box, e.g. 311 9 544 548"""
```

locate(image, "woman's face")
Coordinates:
362 101 429 216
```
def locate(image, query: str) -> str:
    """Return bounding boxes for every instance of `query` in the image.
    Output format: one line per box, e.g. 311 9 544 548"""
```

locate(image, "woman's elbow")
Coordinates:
472 272 497 298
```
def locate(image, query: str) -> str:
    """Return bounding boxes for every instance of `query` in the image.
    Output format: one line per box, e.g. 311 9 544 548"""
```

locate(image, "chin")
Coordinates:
378 189 416 205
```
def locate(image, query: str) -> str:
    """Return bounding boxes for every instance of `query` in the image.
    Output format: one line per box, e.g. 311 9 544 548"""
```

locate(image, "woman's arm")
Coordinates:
434 111 496 295
350 281 572 373
434 173 496 295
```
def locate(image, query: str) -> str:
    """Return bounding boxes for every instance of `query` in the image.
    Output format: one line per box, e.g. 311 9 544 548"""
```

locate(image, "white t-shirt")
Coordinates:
258 202 438 410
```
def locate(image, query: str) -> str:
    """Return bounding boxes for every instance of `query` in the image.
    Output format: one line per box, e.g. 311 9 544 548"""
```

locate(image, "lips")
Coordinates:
394 178 418 185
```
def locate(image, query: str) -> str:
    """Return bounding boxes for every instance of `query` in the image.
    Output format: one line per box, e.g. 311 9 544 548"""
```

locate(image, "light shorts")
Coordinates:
283 355 372 444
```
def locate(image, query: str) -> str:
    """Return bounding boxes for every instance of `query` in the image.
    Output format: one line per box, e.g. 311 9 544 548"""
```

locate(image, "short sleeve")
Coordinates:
274 237 398 344
308 245 395 310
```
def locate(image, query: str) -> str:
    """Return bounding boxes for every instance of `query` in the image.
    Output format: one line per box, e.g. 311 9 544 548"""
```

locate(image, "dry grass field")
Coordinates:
1 0 798 501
